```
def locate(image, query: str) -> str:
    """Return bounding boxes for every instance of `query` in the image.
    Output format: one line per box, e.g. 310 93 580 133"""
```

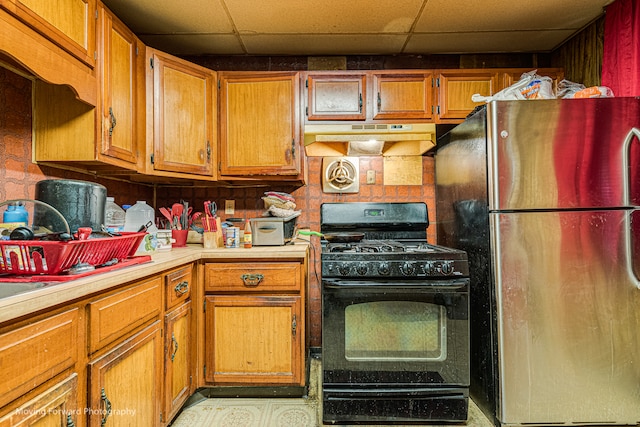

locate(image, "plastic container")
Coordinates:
3 202 28 224
124 201 156 232
124 201 158 253
104 197 126 233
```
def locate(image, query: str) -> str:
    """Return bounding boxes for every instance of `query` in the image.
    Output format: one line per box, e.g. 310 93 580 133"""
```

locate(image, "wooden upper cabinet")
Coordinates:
306 73 366 120
372 72 433 120
147 49 216 177
219 72 301 177
97 5 140 167
0 0 96 67
435 70 500 122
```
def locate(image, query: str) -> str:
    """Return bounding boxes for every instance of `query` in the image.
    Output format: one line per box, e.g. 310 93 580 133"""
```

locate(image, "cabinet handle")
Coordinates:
292 314 297 337
174 281 189 295
108 107 117 136
241 273 264 287
377 92 381 110
171 332 179 362
359 93 363 113
100 388 112 426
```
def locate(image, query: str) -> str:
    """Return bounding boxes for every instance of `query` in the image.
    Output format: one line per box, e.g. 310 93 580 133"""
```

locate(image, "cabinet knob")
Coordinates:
241 273 264 287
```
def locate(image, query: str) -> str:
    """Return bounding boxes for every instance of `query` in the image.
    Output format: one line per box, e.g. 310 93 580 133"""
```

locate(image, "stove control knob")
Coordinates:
440 261 454 275
423 261 436 275
377 262 390 276
400 262 416 276
356 263 368 275
338 264 351 276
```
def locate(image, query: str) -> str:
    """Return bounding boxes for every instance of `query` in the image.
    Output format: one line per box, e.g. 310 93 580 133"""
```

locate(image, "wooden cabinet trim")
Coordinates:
0 308 79 409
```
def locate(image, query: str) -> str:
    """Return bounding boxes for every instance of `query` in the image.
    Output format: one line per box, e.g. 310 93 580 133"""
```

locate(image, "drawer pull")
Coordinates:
174 281 189 295
241 273 264 287
171 333 179 362
100 388 112 426
292 314 297 337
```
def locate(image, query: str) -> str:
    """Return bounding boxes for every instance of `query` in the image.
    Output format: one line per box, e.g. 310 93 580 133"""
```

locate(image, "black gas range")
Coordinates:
320 202 470 425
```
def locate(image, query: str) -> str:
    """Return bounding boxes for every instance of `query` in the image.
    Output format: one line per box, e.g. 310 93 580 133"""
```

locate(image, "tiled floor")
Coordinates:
170 358 495 426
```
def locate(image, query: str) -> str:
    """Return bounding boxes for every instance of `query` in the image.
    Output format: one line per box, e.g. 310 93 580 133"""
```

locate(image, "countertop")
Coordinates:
0 241 310 324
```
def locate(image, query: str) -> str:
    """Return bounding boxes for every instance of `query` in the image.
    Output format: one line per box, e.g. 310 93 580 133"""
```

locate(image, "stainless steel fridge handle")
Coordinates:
623 128 640 288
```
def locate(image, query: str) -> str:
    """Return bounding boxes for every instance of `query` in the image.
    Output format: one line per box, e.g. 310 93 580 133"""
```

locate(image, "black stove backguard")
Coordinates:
320 202 470 425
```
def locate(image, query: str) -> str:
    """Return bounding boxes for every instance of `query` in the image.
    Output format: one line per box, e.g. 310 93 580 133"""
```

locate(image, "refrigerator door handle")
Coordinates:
623 128 640 288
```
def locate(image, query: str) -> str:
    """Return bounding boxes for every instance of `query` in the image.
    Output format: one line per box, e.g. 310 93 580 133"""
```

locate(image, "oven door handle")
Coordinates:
323 278 469 291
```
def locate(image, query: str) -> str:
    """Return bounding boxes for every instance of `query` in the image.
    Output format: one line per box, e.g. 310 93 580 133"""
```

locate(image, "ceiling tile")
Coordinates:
240 34 409 55
405 30 578 54
416 0 610 32
224 0 424 33
102 0 234 34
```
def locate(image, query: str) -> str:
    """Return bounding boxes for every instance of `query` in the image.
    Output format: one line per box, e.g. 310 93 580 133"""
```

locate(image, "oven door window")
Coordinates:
345 301 445 362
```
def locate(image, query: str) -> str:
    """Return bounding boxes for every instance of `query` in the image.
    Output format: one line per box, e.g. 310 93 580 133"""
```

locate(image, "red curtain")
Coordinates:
602 0 640 96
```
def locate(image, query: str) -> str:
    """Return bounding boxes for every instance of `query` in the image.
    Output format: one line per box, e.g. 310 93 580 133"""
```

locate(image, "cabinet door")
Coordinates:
88 322 162 427
0 374 78 427
163 301 192 422
0 0 96 67
205 295 303 385
98 5 140 167
306 73 366 120
149 50 216 177
435 70 500 122
372 72 433 120
219 72 301 176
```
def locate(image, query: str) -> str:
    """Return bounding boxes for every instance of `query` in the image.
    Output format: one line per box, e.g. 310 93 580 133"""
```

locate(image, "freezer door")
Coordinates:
487 98 640 211
492 209 640 425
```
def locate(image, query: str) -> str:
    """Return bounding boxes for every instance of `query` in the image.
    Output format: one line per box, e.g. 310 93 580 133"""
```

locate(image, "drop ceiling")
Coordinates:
100 0 612 56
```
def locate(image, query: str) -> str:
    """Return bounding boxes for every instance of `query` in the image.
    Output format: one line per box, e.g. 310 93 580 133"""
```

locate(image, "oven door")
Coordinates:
322 277 469 388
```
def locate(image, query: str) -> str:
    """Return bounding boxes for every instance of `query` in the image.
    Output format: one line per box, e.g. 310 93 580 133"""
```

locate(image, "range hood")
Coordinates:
304 123 436 156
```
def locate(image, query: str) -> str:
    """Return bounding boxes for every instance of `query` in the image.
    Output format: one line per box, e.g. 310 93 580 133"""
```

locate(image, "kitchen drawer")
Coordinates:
165 264 193 310
88 276 162 353
204 262 302 293
0 308 79 408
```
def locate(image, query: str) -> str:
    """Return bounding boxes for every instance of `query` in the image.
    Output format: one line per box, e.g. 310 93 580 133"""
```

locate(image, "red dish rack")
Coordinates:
0 232 147 276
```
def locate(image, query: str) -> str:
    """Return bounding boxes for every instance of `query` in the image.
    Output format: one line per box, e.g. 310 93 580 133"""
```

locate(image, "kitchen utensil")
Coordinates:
159 207 173 223
297 230 365 243
171 203 183 229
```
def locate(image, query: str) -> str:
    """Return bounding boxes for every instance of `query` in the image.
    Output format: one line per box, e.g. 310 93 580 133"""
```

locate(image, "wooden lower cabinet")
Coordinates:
163 301 191 422
0 374 78 427
204 295 303 385
88 321 162 427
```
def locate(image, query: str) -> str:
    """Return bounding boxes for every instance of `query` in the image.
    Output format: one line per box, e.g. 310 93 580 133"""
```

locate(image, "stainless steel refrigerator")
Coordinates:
434 98 640 426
